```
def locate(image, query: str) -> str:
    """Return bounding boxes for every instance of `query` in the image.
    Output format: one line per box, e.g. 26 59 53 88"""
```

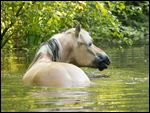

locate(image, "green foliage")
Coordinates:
1 1 149 49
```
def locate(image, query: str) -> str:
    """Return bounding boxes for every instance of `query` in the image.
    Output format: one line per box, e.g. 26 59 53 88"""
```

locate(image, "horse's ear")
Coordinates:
75 25 81 38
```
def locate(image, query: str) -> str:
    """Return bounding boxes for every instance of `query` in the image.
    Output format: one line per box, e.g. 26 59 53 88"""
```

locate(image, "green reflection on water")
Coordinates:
1 46 149 112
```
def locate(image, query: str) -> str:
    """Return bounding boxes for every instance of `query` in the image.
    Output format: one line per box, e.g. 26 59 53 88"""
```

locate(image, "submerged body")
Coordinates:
23 26 110 88
23 55 90 88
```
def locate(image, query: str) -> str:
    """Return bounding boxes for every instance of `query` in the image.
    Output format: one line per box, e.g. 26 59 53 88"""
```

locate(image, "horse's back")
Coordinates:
23 62 90 88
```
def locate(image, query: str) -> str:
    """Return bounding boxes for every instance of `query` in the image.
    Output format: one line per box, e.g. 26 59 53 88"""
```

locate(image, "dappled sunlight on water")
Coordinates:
1 46 149 112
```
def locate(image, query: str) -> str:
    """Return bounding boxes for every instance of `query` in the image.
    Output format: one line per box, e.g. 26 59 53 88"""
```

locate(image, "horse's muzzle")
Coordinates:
93 53 111 71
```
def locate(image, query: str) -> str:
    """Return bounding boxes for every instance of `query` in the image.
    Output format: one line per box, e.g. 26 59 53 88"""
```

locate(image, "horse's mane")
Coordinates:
27 37 62 71
47 38 60 61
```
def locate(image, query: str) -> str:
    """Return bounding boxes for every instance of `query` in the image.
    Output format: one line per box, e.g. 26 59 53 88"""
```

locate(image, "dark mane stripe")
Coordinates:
27 38 60 71
47 38 60 61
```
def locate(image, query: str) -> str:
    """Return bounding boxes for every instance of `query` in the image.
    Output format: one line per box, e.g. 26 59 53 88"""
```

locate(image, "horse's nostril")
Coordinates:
98 54 111 65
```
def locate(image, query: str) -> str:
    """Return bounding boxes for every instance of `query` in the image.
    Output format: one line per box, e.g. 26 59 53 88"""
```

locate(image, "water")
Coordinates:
1 46 149 112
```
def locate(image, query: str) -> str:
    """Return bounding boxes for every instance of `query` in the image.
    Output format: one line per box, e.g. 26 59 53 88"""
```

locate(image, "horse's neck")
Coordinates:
36 35 72 63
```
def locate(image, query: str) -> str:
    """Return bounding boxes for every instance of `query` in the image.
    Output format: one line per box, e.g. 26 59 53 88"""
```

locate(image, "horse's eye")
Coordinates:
88 43 92 47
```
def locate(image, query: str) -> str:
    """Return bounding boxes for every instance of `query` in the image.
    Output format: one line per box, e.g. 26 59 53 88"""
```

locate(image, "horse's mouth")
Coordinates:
97 62 108 71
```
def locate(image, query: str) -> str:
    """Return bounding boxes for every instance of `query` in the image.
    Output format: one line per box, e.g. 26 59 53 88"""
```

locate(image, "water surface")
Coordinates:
1 46 149 112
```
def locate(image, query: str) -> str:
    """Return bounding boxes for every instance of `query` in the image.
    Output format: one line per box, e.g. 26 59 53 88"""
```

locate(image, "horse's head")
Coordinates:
58 25 111 71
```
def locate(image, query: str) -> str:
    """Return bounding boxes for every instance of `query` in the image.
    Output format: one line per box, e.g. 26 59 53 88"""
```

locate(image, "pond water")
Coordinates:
1 45 149 112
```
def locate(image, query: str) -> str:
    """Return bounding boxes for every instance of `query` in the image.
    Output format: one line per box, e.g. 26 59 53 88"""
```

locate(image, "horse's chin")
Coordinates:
92 59 109 71
97 62 108 71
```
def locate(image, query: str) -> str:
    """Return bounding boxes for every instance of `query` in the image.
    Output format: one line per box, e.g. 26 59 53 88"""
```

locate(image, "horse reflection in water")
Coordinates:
23 25 110 88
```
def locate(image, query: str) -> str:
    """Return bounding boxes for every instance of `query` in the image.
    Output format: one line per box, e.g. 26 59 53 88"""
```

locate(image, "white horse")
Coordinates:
23 25 110 88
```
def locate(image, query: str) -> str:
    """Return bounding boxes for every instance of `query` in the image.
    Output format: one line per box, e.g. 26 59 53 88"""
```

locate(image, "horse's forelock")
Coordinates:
82 30 92 41
65 28 75 34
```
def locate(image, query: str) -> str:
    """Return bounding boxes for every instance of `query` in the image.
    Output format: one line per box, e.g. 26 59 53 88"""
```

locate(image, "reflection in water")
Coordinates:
31 90 93 112
32 90 90 98
34 106 91 112
1 46 149 112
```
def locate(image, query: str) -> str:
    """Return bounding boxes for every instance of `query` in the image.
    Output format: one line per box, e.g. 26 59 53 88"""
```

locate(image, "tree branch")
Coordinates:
1 2 25 42
1 22 15 40
15 2 25 17
1 32 14 49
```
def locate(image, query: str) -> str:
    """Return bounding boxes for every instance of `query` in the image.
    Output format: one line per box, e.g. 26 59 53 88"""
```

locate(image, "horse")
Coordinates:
23 25 111 88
